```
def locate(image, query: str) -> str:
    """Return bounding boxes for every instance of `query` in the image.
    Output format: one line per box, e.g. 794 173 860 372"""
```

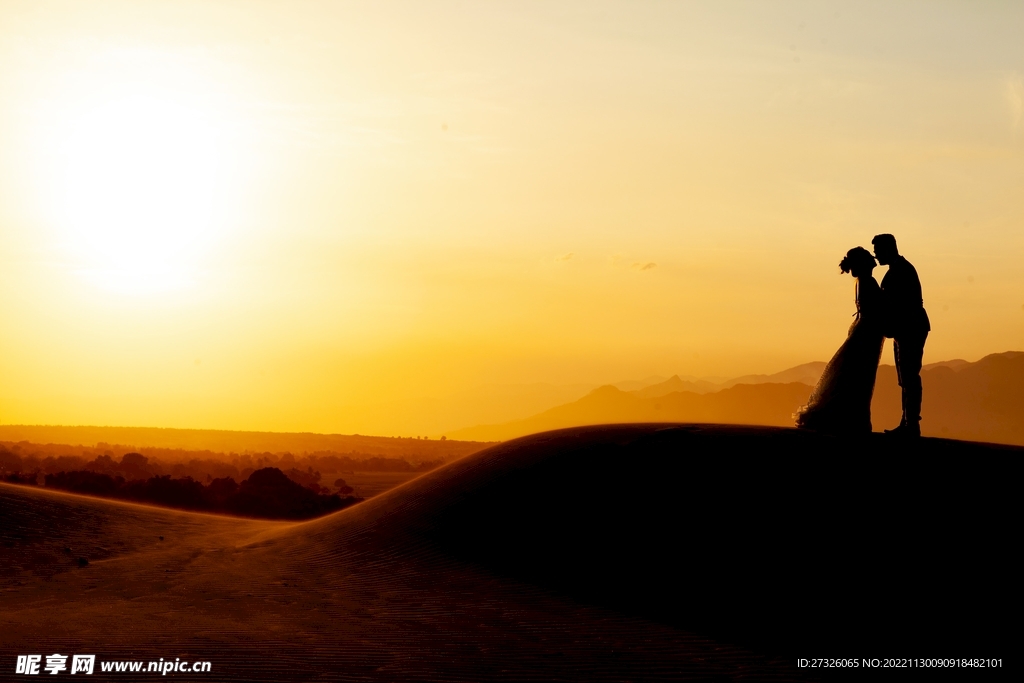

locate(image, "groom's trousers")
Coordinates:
894 332 928 426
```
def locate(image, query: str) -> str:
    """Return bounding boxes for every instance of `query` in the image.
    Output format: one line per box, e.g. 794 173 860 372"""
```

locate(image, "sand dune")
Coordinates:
2 424 1016 681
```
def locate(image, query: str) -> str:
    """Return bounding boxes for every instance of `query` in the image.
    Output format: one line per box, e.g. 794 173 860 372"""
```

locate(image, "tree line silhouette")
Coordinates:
35 467 360 520
0 442 445 488
0 447 374 520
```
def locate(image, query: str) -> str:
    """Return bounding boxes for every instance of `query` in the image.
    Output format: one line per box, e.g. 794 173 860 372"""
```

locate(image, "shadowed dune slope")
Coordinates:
2 424 1018 681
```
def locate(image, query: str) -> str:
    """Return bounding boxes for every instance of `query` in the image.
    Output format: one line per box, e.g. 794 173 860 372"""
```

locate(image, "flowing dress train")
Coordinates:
796 276 885 434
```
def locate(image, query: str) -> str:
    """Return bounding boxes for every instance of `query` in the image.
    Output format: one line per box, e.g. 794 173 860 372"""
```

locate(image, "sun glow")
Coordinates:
30 53 241 294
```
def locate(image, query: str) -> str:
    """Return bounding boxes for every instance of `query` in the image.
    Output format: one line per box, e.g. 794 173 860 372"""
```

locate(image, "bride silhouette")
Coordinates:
796 247 885 434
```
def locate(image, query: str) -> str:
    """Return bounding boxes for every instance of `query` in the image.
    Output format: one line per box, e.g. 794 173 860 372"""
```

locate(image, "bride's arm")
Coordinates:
860 277 883 316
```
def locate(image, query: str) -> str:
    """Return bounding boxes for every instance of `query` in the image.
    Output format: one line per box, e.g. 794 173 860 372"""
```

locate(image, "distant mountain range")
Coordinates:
449 352 1024 446
0 425 488 456
628 361 828 398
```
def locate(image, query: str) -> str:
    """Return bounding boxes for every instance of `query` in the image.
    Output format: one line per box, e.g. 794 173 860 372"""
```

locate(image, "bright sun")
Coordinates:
59 96 222 286
33 54 239 294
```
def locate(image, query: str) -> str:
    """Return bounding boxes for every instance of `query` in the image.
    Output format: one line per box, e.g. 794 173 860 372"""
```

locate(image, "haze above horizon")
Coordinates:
1 1 1022 435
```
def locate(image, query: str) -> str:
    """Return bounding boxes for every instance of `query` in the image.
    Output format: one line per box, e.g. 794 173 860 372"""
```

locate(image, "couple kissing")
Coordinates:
796 234 930 437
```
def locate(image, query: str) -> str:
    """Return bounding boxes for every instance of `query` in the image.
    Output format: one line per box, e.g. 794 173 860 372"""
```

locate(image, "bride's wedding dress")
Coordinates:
796 276 885 434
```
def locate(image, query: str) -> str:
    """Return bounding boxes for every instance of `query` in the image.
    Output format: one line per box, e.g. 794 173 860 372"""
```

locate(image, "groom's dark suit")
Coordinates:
880 256 930 429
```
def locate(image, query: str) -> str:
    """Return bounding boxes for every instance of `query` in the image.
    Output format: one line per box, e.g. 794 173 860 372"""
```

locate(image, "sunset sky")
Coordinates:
1 1 1022 435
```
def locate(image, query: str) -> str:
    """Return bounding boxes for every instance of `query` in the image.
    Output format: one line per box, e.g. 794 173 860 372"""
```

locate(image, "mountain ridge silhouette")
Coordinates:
450 351 1024 444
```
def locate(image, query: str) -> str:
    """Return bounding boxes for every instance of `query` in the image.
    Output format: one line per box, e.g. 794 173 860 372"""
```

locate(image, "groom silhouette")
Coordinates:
872 234 930 437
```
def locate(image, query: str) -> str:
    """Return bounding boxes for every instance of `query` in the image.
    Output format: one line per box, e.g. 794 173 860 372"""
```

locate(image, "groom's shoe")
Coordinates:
884 423 921 438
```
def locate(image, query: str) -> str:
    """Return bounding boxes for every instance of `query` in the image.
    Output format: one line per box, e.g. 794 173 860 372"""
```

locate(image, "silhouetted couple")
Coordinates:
796 234 930 437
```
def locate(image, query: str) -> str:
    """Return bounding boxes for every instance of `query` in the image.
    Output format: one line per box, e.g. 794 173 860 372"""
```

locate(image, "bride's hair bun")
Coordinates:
839 246 876 274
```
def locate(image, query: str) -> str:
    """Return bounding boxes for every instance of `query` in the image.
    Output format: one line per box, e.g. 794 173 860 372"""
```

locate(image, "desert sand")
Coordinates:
2 424 1016 681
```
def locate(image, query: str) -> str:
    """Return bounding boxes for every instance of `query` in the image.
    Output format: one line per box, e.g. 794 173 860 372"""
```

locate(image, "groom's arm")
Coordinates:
885 262 928 336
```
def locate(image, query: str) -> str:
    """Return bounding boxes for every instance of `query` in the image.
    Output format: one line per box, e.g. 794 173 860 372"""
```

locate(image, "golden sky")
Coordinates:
1 1 1022 435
